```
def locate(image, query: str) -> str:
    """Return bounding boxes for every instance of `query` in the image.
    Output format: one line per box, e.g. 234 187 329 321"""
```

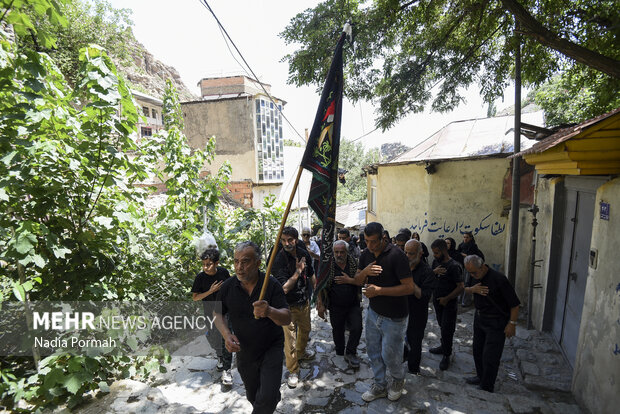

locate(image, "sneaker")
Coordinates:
221 369 232 386
465 376 481 385
362 383 387 402
387 378 405 401
439 355 450 370
287 372 299 388
298 348 315 361
429 346 444 355
216 359 224 371
344 354 360 368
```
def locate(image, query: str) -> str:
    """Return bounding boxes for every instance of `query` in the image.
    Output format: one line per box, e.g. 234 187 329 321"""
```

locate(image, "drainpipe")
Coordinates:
507 23 521 287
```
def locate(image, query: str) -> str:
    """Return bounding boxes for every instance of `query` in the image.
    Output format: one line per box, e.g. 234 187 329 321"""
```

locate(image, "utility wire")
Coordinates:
199 0 307 144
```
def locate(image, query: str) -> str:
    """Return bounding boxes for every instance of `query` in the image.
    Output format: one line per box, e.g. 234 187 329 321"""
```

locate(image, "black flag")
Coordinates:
300 30 346 299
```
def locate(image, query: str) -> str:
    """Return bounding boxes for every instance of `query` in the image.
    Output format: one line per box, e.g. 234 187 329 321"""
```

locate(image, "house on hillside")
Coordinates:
181 75 287 208
512 107 620 414
132 90 164 138
363 111 544 301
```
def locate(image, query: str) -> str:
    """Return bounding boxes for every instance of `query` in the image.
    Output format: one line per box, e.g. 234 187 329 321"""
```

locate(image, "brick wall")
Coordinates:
226 180 253 207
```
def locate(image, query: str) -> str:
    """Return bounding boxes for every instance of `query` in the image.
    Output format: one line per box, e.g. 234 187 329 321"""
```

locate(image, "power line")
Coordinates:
198 0 307 144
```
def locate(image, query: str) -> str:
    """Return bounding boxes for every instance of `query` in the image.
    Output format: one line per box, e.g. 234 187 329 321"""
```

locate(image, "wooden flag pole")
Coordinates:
258 165 305 302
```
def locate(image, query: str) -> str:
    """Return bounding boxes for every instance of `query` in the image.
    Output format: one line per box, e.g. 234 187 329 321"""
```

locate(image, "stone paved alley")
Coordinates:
72 301 583 414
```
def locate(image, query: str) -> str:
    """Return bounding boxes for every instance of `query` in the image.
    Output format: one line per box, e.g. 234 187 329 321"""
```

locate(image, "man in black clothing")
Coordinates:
429 238 464 371
317 240 362 368
403 239 435 374
463 255 520 393
337 228 360 260
214 242 291 414
394 232 409 251
272 226 316 388
191 248 233 384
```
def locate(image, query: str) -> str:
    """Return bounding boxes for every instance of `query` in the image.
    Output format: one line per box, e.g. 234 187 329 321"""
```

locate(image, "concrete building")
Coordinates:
363 111 544 301
181 76 287 208
132 90 164 139
513 107 620 414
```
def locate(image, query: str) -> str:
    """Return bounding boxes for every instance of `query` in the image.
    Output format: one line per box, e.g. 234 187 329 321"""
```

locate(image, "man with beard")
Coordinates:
214 242 291 414
272 226 316 388
463 255 520 393
403 239 436 375
317 240 363 368
353 222 413 402
429 239 464 371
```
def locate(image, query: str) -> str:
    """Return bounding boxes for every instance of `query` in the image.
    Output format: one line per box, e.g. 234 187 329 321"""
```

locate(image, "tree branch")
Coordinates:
500 0 620 78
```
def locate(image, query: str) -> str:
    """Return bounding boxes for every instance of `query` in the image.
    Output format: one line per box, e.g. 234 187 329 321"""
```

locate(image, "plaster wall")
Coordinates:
181 98 257 182
253 184 282 209
369 158 511 272
528 177 562 330
572 177 620 414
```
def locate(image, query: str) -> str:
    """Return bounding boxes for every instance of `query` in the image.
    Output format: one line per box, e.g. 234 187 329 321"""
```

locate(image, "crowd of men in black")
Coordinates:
191 223 520 414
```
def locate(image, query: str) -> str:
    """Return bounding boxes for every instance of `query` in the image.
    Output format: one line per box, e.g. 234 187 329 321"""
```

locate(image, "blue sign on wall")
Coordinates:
600 202 610 221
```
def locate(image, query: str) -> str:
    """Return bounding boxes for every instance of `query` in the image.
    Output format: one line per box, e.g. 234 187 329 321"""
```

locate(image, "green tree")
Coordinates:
17 0 133 87
281 0 620 129
337 140 379 204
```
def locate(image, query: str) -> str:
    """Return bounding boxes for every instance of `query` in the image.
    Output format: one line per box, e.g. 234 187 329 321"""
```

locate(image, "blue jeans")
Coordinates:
365 307 408 387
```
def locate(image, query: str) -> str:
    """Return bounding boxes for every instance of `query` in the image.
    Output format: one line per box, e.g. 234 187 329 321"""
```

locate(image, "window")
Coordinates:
142 106 149 117
141 127 152 137
256 100 260 113
370 176 377 213
151 108 157 119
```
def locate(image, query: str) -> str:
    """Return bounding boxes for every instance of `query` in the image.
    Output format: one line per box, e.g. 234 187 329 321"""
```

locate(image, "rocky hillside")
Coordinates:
113 37 198 102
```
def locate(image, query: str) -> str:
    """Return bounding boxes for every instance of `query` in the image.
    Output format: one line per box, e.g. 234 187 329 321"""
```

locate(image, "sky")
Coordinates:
108 0 520 151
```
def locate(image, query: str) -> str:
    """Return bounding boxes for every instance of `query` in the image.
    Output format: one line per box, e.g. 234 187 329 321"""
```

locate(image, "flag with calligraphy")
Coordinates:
301 30 346 303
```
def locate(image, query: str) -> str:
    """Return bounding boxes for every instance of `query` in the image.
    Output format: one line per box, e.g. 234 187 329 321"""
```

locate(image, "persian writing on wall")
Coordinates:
408 212 506 237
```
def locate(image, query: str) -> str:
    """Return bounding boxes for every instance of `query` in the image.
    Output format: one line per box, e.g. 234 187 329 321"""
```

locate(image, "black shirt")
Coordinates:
272 245 314 306
431 258 463 299
471 267 520 318
191 267 230 314
217 273 289 362
457 241 485 261
408 261 435 310
359 243 411 318
328 261 360 309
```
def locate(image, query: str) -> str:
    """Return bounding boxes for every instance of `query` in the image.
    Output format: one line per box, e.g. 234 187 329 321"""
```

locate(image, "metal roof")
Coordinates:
387 112 545 165
512 107 620 157
335 200 367 229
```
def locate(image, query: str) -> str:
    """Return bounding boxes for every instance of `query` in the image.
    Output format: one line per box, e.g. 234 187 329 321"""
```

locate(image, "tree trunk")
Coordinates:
501 0 620 78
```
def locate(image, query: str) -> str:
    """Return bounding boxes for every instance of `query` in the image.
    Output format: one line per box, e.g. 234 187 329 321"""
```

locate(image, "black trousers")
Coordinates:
406 299 429 371
473 313 507 392
433 298 458 356
237 345 283 414
329 304 362 355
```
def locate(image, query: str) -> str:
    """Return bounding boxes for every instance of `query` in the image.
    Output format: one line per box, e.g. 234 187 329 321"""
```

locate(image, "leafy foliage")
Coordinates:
281 0 620 129
0 1 285 410
17 0 133 87
337 140 379 204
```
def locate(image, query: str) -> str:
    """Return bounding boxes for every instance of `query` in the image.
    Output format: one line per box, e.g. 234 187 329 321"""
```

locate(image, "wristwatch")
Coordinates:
509 320 517 325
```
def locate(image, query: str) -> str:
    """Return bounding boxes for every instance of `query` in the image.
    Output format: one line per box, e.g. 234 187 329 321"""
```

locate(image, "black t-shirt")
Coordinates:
431 258 463 299
457 241 485 261
470 267 521 318
328 261 360 309
217 273 289 362
358 243 411 318
191 267 230 315
272 245 314 306
408 261 435 310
